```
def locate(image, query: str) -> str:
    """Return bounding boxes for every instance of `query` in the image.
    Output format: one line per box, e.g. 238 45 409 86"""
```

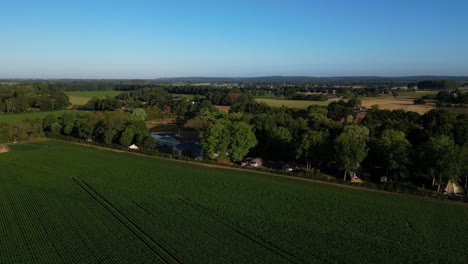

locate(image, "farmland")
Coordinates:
255 98 331 108
360 96 437 114
0 110 81 123
65 91 123 106
1 140 468 263
255 95 437 113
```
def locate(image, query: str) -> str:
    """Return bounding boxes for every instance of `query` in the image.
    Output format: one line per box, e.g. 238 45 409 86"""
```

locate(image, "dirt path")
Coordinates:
0 144 11 154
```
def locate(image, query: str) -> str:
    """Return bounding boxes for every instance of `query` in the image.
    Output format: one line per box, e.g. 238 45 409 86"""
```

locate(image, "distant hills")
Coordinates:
2 76 468 84
154 76 468 84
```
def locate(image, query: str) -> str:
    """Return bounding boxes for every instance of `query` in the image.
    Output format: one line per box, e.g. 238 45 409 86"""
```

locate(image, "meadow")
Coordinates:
65 91 123 106
0 110 81 123
255 98 331 108
360 96 437 114
1 140 467 263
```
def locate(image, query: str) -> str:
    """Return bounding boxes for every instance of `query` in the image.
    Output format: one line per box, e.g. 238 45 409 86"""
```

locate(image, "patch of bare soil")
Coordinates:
214 105 230 113
361 97 436 115
0 144 11 153
146 118 177 128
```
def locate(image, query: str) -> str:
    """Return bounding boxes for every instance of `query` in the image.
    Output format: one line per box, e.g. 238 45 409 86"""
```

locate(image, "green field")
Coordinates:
65 91 122 105
397 90 439 97
0 110 81 123
255 98 331 108
1 140 467 263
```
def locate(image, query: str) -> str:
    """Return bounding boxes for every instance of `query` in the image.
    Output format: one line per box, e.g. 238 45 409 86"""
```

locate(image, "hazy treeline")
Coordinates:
0 83 70 113
416 80 459 90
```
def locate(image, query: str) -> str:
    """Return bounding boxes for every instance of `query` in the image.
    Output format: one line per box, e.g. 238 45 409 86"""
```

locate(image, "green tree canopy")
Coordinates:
379 129 411 181
131 108 147 122
425 135 461 191
335 125 369 180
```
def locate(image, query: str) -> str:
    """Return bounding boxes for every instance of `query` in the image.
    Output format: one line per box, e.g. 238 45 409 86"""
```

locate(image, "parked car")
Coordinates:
241 157 262 167
250 158 263 167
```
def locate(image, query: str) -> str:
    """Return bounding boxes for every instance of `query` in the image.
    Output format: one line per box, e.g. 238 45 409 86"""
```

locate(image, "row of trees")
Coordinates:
2 84 466 193
421 90 468 105
212 99 467 191
417 80 458 90
0 85 70 113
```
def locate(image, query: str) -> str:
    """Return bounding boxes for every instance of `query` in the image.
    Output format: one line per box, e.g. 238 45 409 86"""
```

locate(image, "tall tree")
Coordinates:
229 121 258 162
335 125 369 180
199 120 231 161
379 129 411 182
297 129 329 170
120 128 135 147
131 108 147 122
425 135 461 192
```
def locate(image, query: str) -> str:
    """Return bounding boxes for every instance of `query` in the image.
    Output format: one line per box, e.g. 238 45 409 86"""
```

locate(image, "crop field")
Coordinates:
397 90 439 97
0 110 81 123
255 98 331 108
361 96 436 114
1 140 468 263
65 91 122 106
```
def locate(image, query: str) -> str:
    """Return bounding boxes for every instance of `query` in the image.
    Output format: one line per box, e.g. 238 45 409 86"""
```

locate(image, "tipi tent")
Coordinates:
444 180 465 196
128 144 139 150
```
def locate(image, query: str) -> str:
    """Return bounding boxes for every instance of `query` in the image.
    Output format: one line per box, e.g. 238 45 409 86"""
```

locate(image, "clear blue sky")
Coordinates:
1 0 467 78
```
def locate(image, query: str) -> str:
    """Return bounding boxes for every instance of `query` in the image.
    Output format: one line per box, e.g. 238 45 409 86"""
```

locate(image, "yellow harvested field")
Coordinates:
215 105 231 112
361 97 436 114
68 96 93 105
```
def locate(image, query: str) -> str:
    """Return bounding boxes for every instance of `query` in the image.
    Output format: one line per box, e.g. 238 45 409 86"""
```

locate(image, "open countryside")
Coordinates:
66 91 123 106
2 0 468 263
255 91 442 113
1 140 467 263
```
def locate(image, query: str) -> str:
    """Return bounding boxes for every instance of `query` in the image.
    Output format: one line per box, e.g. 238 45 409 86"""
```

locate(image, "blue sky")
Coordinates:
1 0 467 78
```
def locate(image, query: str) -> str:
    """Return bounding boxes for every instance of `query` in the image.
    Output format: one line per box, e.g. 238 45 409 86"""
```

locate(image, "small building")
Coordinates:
128 144 139 150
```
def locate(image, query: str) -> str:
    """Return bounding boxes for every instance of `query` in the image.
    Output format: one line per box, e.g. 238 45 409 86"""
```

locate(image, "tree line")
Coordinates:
0 83 70 113
1 85 467 194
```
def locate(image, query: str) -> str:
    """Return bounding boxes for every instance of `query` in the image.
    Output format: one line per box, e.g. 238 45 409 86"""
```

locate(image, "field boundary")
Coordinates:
43 139 468 207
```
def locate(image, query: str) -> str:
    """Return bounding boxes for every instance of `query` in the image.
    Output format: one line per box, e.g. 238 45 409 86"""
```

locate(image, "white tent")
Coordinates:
128 144 139 150
444 180 465 196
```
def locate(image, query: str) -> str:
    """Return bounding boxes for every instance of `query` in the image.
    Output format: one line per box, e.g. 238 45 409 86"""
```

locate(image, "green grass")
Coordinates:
0 110 81 123
169 93 206 100
65 91 122 105
1 140 467 263
397 91 439 97
255 98 330 108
